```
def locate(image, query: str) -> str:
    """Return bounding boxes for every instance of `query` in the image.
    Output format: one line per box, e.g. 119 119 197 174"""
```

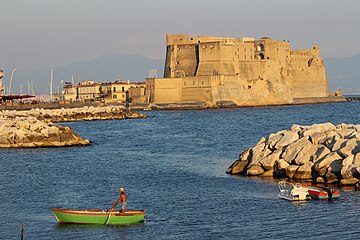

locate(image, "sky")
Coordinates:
1 0 360 72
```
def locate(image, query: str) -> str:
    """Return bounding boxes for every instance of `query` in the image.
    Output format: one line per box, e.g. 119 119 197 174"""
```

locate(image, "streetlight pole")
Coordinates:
8 68 17 95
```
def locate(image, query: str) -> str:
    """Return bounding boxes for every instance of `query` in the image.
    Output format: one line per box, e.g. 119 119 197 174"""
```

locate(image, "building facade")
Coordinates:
146 34 329 106
62 80 146 103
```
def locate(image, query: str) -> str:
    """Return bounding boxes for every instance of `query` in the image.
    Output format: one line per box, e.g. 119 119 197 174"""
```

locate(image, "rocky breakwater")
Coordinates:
227 123 360 186
0 106 146 122
0 117 90 148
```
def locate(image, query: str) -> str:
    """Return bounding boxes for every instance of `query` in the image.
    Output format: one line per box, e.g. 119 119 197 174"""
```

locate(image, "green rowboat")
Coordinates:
52 208 145 225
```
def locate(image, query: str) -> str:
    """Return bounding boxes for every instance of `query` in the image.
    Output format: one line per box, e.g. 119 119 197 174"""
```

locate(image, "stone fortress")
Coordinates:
146 34 339 107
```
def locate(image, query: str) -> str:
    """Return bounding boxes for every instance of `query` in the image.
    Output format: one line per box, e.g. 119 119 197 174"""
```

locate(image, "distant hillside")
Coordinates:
7 53 164 94
325 54 360 94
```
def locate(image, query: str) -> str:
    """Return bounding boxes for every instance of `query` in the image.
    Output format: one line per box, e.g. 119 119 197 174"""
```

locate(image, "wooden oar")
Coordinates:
20 223 24 240
105 207 113 225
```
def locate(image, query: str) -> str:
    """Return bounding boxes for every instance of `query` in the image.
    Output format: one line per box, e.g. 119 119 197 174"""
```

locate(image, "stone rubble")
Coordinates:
227 123 360 185
0 105 146 122
0 117 90 148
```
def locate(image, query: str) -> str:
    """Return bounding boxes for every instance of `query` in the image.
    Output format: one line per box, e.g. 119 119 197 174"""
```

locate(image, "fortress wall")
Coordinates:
220 42 255 62
164 45 174 78
166 34 225 46
198 42 222 62
146 78 183 103
175 44 198 77
290 65 328 98
255 39 290 62
164 44 198 78
290 46 320 57
288 47 328 98
196 42 257 76
238 60 267 80
214 70 292 106
181 76 214 102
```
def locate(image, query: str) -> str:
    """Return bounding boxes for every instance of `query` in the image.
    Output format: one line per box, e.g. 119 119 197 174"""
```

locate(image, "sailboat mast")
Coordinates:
50 68 54 97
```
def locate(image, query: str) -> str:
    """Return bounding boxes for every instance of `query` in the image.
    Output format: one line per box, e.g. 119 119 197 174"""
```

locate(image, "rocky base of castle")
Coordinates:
0 117 90 148
0 106 146 122
227 123 360 186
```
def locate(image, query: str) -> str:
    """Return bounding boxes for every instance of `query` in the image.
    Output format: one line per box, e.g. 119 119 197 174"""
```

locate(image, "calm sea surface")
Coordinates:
1 102 360 239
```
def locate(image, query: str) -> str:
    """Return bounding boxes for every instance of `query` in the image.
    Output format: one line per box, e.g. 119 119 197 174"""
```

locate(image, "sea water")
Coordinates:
1 102 360 239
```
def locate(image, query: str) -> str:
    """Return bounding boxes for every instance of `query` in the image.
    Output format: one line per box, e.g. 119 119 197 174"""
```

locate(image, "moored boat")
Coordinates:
278 181 311 201
52 208 145 225
303 185 341 200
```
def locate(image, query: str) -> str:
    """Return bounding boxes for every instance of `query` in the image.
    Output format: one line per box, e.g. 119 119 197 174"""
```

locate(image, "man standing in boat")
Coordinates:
112 188 127 215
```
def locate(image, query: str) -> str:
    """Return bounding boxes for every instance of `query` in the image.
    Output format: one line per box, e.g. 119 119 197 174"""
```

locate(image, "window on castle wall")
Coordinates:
201 81 204 85
244 48 246 52
250 55 253 59
248 85 251 89
244 55 246 59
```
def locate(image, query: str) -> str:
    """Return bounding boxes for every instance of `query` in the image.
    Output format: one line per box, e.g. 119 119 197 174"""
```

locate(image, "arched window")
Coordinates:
257 53 265 59
256 44 264 52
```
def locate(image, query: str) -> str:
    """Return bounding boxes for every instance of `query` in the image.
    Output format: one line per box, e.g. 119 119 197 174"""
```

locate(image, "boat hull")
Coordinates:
303 184 341 200
308 188 341 200
52 208 144 225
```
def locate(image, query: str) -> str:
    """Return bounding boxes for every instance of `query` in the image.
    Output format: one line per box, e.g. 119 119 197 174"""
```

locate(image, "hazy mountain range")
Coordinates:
2 53 359 95
325 53 360 95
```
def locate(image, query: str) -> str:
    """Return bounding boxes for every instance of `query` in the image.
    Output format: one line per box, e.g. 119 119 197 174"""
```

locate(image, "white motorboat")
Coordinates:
278 181 311 201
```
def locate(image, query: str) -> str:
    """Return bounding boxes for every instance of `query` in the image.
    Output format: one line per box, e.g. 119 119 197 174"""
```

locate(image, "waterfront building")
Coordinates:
77 80 102 101
146 34 331 106
62 80 146 103
102 80 146 103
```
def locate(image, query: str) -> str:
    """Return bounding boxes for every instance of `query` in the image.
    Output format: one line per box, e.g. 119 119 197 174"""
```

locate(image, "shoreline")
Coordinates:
0 96 348 112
